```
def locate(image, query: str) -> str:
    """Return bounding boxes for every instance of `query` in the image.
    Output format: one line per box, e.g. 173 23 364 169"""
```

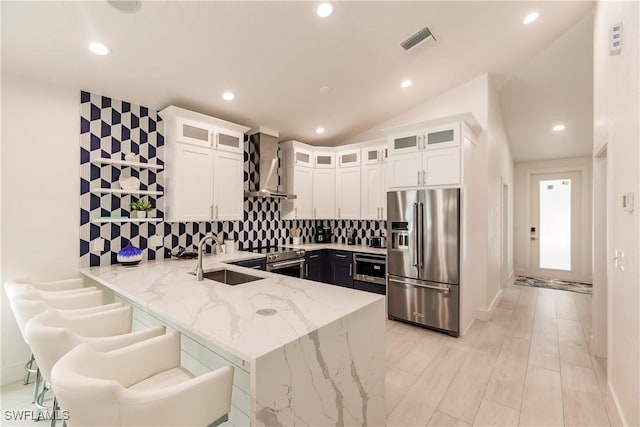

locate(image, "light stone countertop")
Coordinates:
80 252 383 363
283 242 387 256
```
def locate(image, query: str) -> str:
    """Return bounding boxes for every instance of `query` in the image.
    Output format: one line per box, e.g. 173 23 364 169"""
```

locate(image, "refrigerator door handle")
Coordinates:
418 202 424 268
413 202 419 267
388 276 450 293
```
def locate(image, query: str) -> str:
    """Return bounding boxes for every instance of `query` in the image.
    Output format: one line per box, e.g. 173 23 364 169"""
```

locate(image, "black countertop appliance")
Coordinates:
347 228 356 245
315 225 332 243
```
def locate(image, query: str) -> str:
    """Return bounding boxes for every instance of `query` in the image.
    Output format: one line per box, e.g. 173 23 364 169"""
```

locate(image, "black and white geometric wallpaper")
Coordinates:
80 91 385 267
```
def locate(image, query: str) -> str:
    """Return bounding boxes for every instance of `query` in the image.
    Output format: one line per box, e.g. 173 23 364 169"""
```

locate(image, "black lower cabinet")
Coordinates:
331 251 354 288
230 258 266 271
305 250 328 283
354 280 386 295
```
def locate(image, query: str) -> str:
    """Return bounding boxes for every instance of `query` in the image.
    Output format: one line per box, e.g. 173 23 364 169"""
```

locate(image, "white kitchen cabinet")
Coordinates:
280 140 314 220
159 106 249 222
213 129 244 154
313 168 335 219
423 147 460 186
174 118 213 148
337 149 360 168
213 151 244 220
388 122 463 189
312 152 335 219
336 166 361 219
314 152 335 169
361 145 388 220
165 144 214 222
282 165 313 219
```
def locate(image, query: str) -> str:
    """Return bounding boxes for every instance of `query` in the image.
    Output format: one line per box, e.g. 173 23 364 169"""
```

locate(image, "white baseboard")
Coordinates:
461 317 476 337
476 289 503 321
607 382 627 426
1 361 26 386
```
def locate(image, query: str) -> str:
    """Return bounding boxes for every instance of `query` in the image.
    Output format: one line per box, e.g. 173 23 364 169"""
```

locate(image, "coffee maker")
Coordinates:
315 224 332 243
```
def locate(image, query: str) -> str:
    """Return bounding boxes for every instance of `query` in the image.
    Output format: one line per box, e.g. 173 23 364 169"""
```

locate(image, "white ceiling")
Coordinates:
2 1 594 155
498 12 594 162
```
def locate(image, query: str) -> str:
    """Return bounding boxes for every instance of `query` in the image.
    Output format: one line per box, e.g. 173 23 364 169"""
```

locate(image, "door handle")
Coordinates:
349 263 352 277
314 207 317 218
422 170 426 184
418 202 424 268
305 264 308 278
295 207 298 218
417 170 421 185
413 203 420 267
336 254 348 258
215 205 219 219
338 208 341 218
210 205 214 219
381 207 384 219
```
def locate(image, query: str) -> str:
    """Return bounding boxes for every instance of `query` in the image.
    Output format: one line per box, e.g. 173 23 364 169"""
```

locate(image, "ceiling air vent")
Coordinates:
401 26 436 51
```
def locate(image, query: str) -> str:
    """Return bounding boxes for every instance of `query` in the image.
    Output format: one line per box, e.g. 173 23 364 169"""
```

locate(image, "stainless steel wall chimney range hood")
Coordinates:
244 128 297 200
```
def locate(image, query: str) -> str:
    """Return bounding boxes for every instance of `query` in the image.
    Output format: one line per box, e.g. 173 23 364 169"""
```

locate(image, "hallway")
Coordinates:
385 284 610 426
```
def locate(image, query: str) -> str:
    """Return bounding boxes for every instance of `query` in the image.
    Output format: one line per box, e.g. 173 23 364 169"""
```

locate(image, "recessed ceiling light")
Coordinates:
107 0 140 13
523 12 539 25
316 127 325 134
552 124 566 132
401 79 412 88
319 86 330 94
88 42 109 56
316 3 333 18
222 92 235 101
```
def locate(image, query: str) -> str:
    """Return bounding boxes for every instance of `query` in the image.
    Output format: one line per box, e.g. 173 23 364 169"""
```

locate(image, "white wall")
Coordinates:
513 157 593 283
0 73 80 384
593 1 640 425
486 76 514 308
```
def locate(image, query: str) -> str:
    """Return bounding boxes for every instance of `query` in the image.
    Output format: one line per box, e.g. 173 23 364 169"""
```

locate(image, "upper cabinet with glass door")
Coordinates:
213 128 244 154
160 106 249 150
423 123 460 150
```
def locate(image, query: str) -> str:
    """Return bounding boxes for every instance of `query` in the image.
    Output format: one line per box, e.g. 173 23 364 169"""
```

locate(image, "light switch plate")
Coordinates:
149 235 164 248
92 238 105 253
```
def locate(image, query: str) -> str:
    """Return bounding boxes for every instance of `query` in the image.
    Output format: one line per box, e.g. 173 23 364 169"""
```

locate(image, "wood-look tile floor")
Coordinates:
1 284 610 427
385 284 611 427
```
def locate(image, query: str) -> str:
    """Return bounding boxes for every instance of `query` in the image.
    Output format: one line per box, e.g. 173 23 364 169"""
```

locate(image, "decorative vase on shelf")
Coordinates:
131 211 146 219
117 242 142 266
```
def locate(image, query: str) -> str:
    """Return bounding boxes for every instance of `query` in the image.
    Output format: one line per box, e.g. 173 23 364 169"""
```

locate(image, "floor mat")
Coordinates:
514 275 592 294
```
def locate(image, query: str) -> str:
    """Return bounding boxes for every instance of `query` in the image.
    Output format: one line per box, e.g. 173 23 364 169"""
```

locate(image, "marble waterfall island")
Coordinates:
81 254 385 427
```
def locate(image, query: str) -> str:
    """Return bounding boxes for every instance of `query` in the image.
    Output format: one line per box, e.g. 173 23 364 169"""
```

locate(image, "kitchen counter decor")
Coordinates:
116 242 143 265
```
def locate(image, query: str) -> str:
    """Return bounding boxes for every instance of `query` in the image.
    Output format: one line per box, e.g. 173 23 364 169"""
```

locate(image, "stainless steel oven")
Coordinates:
266 258 305 278
353 253 386 285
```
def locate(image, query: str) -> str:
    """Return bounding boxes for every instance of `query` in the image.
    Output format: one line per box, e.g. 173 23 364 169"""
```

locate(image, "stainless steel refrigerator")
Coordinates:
386 189 460 336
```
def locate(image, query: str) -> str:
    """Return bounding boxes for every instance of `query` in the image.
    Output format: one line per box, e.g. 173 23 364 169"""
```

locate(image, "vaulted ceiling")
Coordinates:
2 1 594 160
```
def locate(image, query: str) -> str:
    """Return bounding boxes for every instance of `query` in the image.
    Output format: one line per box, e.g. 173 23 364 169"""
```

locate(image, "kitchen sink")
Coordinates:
196 268 264 285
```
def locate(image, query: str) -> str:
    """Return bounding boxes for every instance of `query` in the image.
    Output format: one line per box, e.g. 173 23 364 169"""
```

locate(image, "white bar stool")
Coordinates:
25 306 166 426
51 332 234 427
4 281 111 403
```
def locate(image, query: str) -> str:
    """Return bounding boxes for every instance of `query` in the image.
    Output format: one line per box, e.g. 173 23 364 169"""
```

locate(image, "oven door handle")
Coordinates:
268 259 305 270
353 256 386 265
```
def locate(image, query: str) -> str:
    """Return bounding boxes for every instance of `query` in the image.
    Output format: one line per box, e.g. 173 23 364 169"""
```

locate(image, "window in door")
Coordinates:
539 179 572 271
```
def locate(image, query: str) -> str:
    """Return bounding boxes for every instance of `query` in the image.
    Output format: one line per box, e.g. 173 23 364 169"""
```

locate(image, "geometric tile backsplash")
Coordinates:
80 91 385 267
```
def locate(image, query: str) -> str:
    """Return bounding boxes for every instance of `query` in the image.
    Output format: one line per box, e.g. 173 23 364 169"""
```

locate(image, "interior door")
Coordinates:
530 172 582 281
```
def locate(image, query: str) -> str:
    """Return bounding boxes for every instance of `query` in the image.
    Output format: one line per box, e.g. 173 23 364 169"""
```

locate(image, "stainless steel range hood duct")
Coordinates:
244 128 297 200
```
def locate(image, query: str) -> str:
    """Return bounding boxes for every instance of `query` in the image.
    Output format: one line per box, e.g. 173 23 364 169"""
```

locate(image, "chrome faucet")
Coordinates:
195 233 222 281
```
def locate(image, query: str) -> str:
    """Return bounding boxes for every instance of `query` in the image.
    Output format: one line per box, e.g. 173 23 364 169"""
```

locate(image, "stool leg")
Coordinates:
23 352 35 385
51 396 58 427
32 368 42 404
